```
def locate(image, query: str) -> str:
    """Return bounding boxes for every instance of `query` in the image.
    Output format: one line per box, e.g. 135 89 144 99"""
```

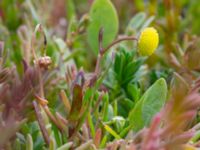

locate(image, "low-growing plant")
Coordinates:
0 0 200 150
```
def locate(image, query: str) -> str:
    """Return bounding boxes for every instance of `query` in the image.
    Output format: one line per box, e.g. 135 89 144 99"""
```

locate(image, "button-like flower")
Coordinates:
138 27 159 56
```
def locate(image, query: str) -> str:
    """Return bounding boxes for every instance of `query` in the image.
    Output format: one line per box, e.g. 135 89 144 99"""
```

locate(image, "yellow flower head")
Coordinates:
138 27 159 56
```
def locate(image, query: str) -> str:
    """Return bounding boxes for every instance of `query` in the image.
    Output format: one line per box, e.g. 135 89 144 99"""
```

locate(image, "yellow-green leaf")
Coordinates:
129 78 167 131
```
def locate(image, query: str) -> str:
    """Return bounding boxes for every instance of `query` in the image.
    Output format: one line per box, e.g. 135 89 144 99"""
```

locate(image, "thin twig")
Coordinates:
94 54 102 75
101 36 137 55
94 28 137 81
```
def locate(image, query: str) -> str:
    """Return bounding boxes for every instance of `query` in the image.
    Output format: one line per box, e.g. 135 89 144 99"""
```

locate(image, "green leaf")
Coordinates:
49 137 56 150
128 12 146 31
88 112 95 138
103 124 121 139
141 16 155 29
75 140 93 150
34 136 44 150
118 98 134 117
113 48 144 87
102 93 109 121
26 134 33 150
14 139 21 150
127 83 140 102
52 124 62 147
129 78 167 131
57 142 73 150
87 0 119 54
68 84 83 121
66 0 76 20
134 0 145 11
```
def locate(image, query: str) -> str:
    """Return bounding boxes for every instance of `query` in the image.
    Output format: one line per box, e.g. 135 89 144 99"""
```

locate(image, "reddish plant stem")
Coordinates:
33 101 50 145
95 54 102 75
94 36 137 77
101 36 138 55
